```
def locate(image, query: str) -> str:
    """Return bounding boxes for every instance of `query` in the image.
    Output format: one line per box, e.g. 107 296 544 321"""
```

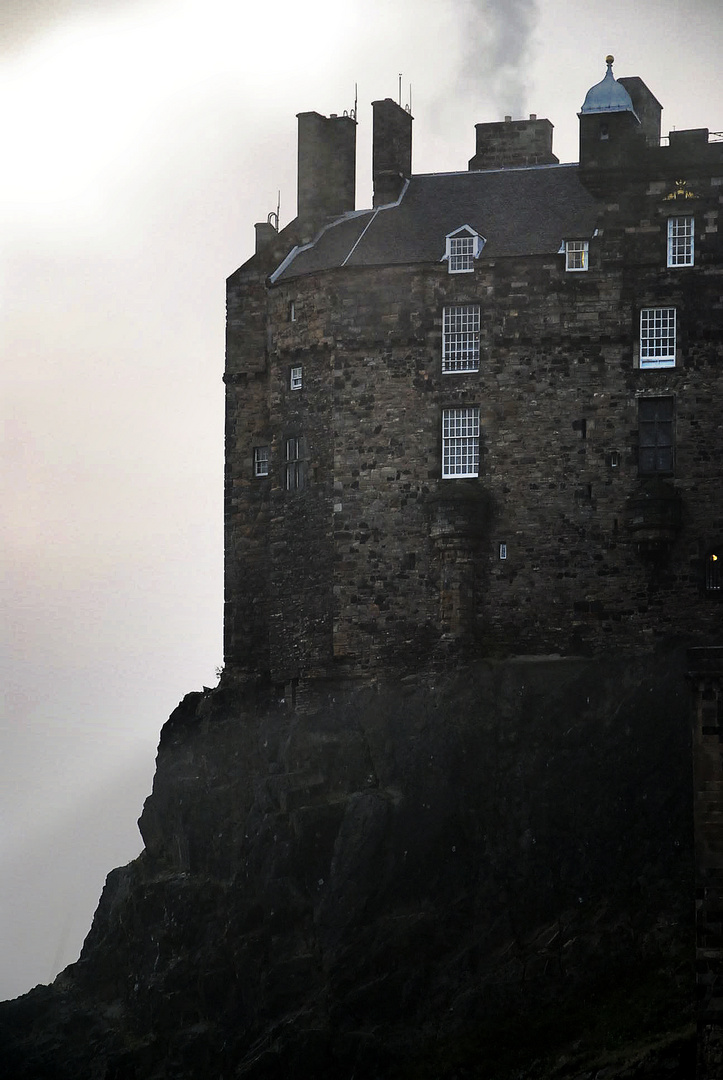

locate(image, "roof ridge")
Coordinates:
412 162 579 179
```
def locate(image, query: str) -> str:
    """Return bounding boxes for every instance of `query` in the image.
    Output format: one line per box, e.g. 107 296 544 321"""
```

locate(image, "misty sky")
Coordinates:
2 0 721 1001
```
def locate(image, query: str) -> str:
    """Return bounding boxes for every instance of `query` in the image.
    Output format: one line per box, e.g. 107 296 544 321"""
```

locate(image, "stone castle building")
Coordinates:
224 58 723 690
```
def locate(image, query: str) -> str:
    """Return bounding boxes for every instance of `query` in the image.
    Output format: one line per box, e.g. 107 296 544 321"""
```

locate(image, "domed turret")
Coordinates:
580 56 639 119
578 56 644 177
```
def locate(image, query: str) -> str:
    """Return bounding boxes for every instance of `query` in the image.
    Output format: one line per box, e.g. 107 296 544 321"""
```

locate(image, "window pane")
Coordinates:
254 446 269 476
640 308 676 367
442 406 480 477
449 235 475 273
565 240 588 271
667 216 694 267
442 305 480 372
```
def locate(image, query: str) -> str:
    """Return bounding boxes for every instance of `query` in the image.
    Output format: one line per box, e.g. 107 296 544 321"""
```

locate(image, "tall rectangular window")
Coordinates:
640 307 676 368
667 216 694 267
253 446 269 477
638 397 674 475
442 305 480 373
285 437 305 490
565 240 589 271
442 407 480 478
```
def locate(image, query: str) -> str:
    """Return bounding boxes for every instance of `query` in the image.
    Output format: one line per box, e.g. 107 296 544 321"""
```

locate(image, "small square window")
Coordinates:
253 446 270 477
442 406 479 478
290 366 303 391
667 216 694 268
640 307 676 368
499 543 507 560
442 305 480 373
565 240 589 272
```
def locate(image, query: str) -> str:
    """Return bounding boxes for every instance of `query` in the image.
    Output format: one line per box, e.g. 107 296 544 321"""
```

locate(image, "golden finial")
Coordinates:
606 54 614 65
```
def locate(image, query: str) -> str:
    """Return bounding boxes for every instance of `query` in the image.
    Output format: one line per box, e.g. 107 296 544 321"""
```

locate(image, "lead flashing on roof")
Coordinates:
269 179 411 284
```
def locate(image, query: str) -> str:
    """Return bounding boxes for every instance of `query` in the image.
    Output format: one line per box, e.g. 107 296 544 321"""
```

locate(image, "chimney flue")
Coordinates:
297 111 356 227
372 98 413 207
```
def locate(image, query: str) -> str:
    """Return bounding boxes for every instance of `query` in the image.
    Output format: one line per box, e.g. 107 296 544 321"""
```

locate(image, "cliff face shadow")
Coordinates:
0 649 694 1078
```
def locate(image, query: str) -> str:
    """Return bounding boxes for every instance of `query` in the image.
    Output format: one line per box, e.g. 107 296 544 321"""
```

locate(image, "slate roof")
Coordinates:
272 163 601 283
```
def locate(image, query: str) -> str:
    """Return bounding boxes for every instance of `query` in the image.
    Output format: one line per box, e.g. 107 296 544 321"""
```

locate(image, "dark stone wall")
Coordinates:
224 160 723 677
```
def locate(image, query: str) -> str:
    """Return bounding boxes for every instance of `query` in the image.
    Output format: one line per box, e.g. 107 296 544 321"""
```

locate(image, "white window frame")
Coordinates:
253 446 269 477
442 305 480 373
640 307 676 368
667 216 694 268
442 406 480 478
290 365 303 391
565 239 589 272
445 226 485 274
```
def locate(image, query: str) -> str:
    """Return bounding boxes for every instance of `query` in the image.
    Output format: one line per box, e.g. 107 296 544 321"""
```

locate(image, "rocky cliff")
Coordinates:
0 650 695 1078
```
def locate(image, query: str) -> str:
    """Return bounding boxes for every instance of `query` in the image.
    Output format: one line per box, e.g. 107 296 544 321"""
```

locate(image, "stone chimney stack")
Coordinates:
468 116 558 170
617 77 662 147
297 111 356 227
372 98 413 207
254 221 277 253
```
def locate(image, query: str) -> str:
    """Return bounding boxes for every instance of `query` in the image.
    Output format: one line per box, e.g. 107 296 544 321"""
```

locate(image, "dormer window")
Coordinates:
564 240 589 272
445 226 485 274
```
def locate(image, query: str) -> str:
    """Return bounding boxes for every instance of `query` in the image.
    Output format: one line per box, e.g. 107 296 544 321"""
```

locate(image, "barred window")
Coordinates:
253 445 269 477
638 397 674 475
565 239 589 271
442 407 480 478
285 437 306 490
640 307 676 368
442 305 480 372
667 216 694 268
449 235 476 273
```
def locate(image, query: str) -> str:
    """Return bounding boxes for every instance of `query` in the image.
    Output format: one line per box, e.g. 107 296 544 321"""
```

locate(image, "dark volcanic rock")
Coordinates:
0 651 695 1078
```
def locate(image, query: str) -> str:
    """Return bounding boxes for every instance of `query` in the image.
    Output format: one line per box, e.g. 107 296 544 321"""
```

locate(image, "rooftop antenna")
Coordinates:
399 73 402 106
344 84 358 121
407 83 412 115
267 190 280 231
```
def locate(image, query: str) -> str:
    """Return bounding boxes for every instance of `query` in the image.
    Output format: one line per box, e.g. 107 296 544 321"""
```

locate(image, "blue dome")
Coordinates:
580 57 638 116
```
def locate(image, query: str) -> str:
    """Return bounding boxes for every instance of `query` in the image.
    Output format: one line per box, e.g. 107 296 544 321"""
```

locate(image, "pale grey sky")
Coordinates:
2 0 721 1000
